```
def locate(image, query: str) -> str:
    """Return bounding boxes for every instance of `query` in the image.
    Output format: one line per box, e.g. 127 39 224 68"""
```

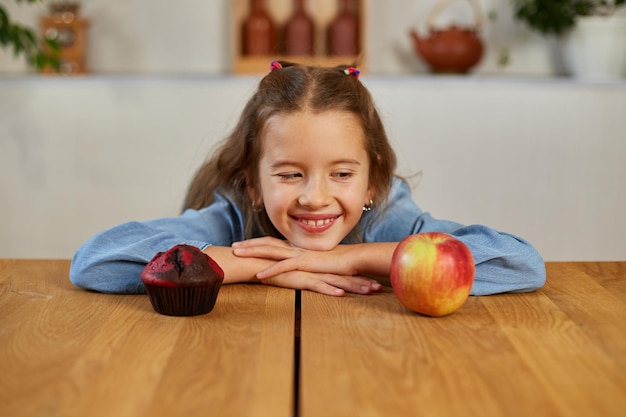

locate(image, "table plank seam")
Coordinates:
294 289 302 417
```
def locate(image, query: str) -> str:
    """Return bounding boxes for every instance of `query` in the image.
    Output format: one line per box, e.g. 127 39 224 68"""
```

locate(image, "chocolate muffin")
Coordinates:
140 244 224 316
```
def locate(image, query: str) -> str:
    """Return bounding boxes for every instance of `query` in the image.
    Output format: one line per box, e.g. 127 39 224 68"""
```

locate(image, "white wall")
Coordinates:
370 78 626 261
1 1 625 261
0 76 256 256
2 76 625 261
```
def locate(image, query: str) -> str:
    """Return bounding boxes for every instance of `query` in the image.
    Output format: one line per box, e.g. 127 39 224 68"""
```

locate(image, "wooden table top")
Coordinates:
300 262 626 417
0 259 295 417
1 260 625 417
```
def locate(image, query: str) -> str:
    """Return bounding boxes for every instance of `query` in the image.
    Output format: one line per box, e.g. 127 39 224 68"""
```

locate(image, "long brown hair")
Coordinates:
183 62 397 240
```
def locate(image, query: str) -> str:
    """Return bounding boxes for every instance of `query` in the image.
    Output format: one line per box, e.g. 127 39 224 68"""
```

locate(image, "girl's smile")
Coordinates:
257 110 372 251
292 214 339 233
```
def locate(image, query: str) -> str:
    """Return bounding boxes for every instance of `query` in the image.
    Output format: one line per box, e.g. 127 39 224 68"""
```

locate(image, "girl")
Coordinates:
70 62 545 296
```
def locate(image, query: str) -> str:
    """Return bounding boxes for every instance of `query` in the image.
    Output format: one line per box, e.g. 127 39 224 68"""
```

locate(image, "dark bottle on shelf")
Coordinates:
327 0 359 56
284 0 315 56
242 0 276 55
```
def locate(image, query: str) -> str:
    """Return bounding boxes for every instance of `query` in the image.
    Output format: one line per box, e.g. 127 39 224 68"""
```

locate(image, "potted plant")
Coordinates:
0 0 59 71
512 0 626 80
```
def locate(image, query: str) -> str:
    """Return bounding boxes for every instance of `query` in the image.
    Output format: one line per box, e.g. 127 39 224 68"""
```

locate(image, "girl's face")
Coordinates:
257 110 372 251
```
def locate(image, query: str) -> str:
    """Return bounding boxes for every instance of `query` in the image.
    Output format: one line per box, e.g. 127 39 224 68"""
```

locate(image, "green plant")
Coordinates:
0 0 60 70
513 0 626 35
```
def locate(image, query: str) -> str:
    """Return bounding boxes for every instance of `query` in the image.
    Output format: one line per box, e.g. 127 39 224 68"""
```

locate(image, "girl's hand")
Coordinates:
232 237 300 261
233 236 359 278
260 270 382 297
232 237 382 295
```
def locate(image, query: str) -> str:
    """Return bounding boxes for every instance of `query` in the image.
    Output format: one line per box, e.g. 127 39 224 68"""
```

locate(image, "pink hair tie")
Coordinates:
270 61 282 72
343 67 360 78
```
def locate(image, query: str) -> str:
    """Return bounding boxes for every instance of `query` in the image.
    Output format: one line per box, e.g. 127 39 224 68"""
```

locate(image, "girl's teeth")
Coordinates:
304 219 332 226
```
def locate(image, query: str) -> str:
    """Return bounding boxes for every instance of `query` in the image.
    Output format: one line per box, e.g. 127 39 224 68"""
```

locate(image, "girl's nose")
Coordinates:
299 177 331 208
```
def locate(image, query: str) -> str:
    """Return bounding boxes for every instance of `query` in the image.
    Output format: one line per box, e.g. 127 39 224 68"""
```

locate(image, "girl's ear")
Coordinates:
245 172 263 207
366 153 381 203
366 187 374 206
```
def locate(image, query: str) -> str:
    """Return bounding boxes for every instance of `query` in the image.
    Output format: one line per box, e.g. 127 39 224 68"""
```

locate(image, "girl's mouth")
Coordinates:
293 216 339 233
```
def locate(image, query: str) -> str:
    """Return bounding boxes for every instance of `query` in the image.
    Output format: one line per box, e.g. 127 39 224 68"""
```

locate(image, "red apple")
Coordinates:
390 232 475 317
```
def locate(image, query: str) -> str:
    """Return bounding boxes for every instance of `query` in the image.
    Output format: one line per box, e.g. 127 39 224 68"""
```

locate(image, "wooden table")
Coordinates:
1 260 625 417
0 259 295 417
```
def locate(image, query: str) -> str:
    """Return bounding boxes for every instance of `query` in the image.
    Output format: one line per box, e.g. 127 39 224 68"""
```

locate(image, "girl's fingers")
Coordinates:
232 237 291 248
232 245 299 261
232 241 383 295
255 258 299 279
232 237 302 260
318 274 383 294
263 272 382 296
255 254 353 280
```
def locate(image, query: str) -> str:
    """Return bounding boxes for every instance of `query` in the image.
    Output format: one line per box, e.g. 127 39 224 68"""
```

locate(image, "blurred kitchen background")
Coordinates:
1 0 625 261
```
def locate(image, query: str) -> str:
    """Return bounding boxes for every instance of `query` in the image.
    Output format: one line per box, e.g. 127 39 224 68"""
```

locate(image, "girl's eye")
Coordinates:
333 172 353 180
277 173 302 181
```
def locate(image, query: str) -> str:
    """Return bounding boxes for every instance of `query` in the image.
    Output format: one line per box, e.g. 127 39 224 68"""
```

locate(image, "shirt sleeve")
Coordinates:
361 177 546 295
69 191 245 294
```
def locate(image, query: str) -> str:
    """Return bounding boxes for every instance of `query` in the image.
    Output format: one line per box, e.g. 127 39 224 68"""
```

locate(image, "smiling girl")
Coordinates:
70 62 545 296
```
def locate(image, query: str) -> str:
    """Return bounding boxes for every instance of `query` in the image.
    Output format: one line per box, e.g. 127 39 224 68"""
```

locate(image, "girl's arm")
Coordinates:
232 237 398 279
70 192 380 295
69 206 239 293
236 228 545 296
368 178 546 295
204 245 381 296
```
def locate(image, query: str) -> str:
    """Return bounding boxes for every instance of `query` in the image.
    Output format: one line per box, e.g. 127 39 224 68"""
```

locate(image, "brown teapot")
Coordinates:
409 0 484 74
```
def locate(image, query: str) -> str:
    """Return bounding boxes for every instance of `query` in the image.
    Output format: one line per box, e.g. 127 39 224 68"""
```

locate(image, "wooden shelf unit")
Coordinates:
231 0 366 74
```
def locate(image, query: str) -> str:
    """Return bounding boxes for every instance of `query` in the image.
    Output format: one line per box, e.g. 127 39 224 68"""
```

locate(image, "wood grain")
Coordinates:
299 262 626 417
0 259 295 417
3 260 625 417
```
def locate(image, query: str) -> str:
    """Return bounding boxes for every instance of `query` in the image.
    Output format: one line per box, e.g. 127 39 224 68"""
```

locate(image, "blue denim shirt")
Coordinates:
70 177 546 295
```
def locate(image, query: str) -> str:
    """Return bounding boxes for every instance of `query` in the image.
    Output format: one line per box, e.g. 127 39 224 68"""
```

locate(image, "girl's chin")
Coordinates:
289 237 341 252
